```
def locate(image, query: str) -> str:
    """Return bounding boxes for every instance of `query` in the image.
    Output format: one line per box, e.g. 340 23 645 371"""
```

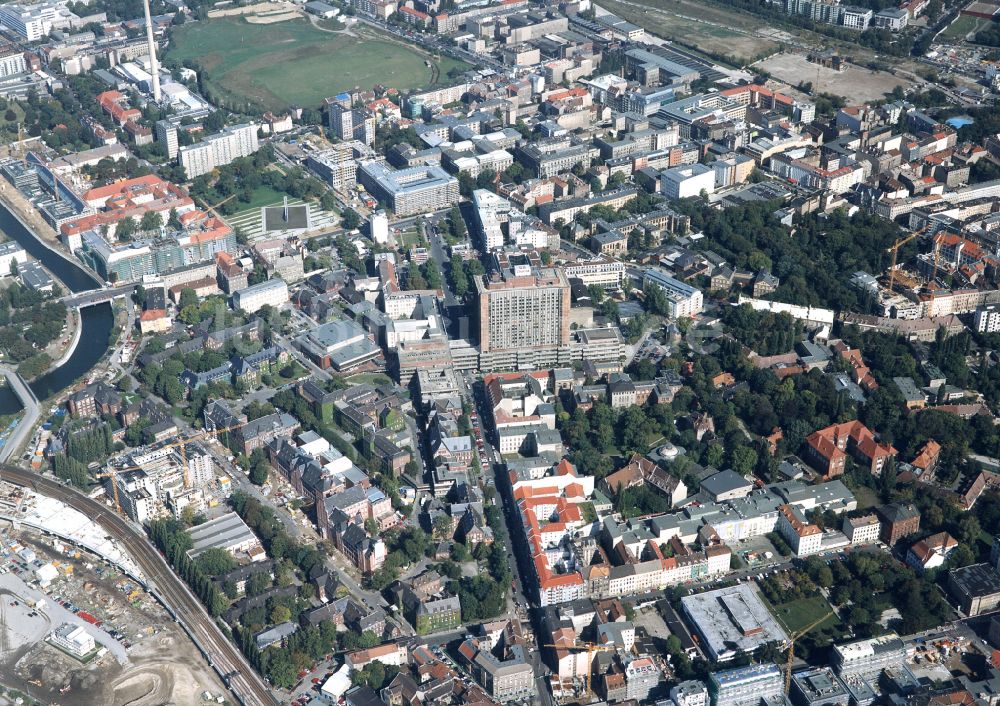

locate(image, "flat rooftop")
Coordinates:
681 584 789 661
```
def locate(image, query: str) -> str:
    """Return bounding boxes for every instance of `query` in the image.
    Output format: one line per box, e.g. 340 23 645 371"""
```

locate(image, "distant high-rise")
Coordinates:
326 100 375 146
142 0 161 101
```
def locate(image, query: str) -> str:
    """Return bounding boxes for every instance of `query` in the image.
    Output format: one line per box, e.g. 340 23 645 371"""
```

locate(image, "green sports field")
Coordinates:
166 17 468 112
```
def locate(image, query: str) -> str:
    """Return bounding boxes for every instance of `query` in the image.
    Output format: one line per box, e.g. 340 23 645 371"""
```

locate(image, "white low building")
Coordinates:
49 623 96 657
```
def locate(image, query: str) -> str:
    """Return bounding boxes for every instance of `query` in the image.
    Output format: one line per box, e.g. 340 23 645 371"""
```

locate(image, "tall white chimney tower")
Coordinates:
142 0 161 102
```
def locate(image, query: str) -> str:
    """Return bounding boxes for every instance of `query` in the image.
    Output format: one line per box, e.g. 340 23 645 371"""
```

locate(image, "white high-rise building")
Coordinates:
0 0 72 41
179 124 259 179
0 47 26 77
974 303 1000 333
155 120 178 159
186 447 215 487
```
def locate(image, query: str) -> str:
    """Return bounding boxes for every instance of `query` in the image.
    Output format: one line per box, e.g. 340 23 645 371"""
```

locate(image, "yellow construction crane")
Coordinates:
930 232 945 285
887 226 928 292
98 423 243 515
544 641 617 698
784 609 836 694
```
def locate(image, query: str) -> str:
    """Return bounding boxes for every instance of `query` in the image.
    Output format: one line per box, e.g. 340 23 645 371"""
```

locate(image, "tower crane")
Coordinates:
783 609 836 694
98 423 243 516
544 641 617 699
886 226 928 292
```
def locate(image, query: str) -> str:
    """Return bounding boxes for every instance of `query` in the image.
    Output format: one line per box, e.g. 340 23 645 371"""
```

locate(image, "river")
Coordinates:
0 202 114 413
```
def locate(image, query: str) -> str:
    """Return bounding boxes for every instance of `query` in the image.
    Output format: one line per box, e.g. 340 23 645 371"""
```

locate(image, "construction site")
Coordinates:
0 484 227 705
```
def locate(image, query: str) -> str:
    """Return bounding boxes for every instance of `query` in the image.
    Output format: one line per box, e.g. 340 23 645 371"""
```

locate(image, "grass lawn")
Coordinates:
166 17 469 112
345 372 393 386
766 595 840 635
240 185 291 210
938 14 988 42
851 484 880 511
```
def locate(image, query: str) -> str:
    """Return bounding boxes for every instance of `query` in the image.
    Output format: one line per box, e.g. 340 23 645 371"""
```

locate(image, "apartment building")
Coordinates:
842 514 880 545
179 124 260 179
777 503 823 556
0 46 26 77
326 99 375 146
232 278 289 314
155 120 179 159
642 269 704 319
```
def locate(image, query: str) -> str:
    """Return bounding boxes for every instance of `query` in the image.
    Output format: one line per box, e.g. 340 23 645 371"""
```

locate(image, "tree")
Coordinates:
139 210 163 232
730 446 758 476
249 449 270 486
270 604 292 624
178 287 198 310
432 513 453 540
116 215 137 240
196 547 236 576
341 208 361 230
423 259 442 289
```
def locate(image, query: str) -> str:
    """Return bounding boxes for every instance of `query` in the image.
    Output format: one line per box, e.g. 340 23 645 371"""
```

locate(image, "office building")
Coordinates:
155 120 178 159
0 0 80 40
875 502 920 546
791 668 849 706
642 269 704 319
661 163 716 199
476 262 571 371
672 681 710 706
0 239 27 274
873 7 908 29
295 319 381 371
232 278 289 313
49 623 96 658
832 634 906 679
777 503 823 556
357 161 460 217
179 124 259 179
947 563 1000 616
682 584 790 662
709 664 785 706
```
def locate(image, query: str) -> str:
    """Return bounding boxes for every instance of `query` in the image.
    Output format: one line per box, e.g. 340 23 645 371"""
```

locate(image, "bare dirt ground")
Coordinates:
753 51 916 103
599 0 779 61
207 1 298 17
